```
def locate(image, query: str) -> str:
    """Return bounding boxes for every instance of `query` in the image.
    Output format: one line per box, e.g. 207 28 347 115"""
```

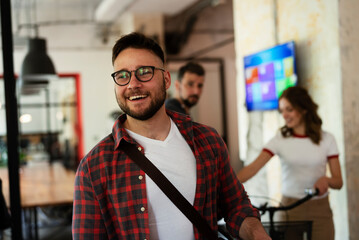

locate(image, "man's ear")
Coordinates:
175 80 180 91
164 71 172 90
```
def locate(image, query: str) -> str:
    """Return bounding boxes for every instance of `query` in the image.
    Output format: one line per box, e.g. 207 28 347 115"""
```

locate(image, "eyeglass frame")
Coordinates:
111 66 166 86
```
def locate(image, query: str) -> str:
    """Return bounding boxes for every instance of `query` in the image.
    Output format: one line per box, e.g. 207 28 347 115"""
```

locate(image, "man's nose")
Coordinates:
127 74 141 88
193 86 201 95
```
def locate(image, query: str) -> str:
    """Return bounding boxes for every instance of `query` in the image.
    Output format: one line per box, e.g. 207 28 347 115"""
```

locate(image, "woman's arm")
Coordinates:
236 150 273 183
314 156 343 196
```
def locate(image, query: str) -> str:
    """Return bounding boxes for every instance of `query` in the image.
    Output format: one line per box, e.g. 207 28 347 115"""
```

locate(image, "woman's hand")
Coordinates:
314 157 343 196
314 176 329 196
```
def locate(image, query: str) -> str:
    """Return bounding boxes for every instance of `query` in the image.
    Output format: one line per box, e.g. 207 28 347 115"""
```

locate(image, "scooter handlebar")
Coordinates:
304 188 319 196
254 188 320 213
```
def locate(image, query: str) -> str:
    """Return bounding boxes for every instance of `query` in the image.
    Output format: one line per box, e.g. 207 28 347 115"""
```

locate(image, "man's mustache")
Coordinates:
188 95 199 100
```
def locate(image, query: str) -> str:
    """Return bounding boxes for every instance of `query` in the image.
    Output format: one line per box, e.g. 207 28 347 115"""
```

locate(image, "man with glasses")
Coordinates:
165 62 205 115
72 32 270 240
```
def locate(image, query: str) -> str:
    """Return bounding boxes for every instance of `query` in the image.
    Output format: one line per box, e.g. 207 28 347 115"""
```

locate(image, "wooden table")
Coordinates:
0 161 76 239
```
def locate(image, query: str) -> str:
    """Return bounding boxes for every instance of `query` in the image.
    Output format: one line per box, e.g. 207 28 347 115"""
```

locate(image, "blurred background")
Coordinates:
0 0 358 239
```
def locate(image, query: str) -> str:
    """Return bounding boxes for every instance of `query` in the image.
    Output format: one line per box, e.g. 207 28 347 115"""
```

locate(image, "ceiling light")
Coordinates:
19 114 32 123
19 37 57 94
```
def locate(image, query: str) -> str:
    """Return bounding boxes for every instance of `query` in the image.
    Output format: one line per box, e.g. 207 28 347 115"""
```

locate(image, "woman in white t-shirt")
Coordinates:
237 86 343 240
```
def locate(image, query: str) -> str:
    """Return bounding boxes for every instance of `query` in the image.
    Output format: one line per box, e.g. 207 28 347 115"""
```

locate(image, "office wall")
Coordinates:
233 0 350 239
339 1 359 239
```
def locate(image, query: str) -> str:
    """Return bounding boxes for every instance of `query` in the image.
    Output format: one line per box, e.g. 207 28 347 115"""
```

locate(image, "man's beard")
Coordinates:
181 95 199 108
116 79 167 121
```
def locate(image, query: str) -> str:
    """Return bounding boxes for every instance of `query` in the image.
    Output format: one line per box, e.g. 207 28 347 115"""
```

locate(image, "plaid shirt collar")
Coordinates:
112 110 194 150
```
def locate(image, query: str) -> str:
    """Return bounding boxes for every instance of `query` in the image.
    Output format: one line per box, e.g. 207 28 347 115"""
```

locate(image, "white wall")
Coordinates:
50 50 118 152
338 1 359 239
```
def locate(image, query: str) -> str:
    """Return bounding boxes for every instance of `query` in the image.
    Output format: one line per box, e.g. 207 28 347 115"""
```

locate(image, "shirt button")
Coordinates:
140 207 145 212
138 175 143 180
138 147 142 151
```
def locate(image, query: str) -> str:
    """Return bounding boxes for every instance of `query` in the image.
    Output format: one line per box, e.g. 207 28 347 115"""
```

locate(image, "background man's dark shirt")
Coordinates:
165 98 187 115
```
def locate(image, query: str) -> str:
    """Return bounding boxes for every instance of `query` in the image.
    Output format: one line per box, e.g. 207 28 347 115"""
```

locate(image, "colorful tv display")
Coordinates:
244 41 297 111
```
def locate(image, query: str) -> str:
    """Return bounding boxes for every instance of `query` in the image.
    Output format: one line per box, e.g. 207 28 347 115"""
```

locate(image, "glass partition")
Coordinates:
0 74 82 169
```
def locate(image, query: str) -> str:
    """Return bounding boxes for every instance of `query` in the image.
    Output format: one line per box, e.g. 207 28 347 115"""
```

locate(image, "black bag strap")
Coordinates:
121 140 217 240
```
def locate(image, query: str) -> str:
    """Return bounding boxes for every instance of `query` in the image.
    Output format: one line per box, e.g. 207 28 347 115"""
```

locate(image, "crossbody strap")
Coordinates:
121 140 217 240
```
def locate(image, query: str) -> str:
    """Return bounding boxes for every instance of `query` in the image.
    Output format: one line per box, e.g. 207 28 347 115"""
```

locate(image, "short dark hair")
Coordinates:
177 62 205 82
112 32 165 65
279 86 323 144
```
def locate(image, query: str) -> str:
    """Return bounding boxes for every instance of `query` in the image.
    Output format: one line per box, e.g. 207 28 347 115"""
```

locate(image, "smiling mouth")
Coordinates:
128 94 147 101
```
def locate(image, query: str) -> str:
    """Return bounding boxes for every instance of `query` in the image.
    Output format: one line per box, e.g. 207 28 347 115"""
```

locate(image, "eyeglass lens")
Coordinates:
113 66 154 86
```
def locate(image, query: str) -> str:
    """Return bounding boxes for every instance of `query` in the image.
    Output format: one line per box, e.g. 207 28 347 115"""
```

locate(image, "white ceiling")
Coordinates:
10 0 199 44
94 0 199 22
126 0 199 15
12 0 199 24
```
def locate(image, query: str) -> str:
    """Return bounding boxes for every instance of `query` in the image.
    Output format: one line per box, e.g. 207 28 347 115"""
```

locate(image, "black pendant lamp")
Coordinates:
19 37 57 94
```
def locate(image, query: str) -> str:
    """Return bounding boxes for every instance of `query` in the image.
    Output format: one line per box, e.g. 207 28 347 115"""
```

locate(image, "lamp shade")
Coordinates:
19 38 57 94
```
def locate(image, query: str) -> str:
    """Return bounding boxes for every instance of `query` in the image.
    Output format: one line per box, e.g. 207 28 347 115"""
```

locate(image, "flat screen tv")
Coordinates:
243 41 297 111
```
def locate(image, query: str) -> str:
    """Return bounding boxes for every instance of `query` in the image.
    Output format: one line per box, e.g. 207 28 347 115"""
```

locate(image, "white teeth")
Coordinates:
129 95 146 100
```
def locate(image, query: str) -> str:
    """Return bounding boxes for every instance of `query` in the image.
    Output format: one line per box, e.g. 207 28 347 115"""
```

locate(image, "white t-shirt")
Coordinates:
264 130 339 199
126 119 196 240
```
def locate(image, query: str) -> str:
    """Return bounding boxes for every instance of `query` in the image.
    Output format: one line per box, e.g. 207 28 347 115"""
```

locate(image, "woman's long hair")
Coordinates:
279 86 322 144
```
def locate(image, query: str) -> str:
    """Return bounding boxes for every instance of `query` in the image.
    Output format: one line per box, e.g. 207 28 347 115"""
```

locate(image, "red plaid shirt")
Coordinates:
72 110 259 240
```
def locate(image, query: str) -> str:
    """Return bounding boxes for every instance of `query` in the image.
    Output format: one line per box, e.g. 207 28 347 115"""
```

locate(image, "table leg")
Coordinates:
25 208 33 240
33 207 38 240
23 208 39 240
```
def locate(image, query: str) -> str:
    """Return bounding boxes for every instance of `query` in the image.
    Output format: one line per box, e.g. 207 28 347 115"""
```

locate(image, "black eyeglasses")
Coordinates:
111 66 165 86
